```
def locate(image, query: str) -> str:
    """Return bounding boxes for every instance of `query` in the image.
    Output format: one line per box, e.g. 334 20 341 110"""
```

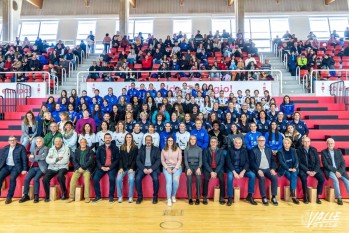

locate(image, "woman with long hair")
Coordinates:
20 111 38 151
142 124 160 147
37 104 48 121
45 96 56 112
280 95 295 120
116 133 138 203
238 113 249 135
284 124 302 149
184 135 202 205
96 121 112 146
161 136 182 207
113 121 128 149
78 123 97 150
92 104 103 128
225 124 245 149
57 112 70 133
265 121 284 156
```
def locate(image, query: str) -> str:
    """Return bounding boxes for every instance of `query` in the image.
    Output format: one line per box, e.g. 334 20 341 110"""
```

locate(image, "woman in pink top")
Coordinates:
161 136 182 207
103 33 112 53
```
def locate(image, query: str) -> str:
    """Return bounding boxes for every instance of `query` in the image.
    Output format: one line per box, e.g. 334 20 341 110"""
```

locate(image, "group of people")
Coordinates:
1 83 348 206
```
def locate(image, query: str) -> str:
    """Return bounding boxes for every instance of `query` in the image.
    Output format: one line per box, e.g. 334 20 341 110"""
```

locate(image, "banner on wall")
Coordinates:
85 81 273 97
315 81 349 96
0 82 47 98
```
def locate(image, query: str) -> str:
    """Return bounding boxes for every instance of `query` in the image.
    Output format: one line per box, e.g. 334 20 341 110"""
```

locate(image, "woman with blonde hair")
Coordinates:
57 112 70 133
161 136 182 207
113 121 127 149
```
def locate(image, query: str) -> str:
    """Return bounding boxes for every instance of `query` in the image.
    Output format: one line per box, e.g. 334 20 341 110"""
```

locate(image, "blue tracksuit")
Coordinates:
268 111 279 122
126 120 136 133
94 95 103 105
138 89 147 102
276 120 288 134
280 102 295 116
147 90 157 98
118 94 130 103
170 121 180 133
190 128 209 150
185 121 195 132
155 122 165 134
104 94 118 106
101 104 111 115
159 131 176 150
265 132 283 151
138 121 150 134
245 131 263 150
256 120 271 136
159 88 168 97
289 120 309 136
51 110 61 123
210 109 224 120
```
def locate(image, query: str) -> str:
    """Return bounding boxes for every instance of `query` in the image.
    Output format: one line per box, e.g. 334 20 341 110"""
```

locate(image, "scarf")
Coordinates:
62 129 74 140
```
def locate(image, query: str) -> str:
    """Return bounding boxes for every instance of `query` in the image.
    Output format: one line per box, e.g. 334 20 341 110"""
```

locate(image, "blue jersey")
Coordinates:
210 109 224 120
256 120 271 136
240 110 253 122
138 89 147 102
68 111 77 122
155 122 165 134
104 94 118 106
159 88 168 97
225 109 240 122
265 132 283 151
280 102 295 116
147 90 157 98
190 128 209 150
94 95 103 105
289 120 309 137
185 121 195 132
268 111 279 122
276 120 288 134
138 120 150 134
159 131 176 150
60 104 67 112
92 114 102 127
202 121 212 131
101 104 111 115
127 88 139 98
170 121 180 133
245 131 263 150
51 110 61 123
118 94 130 103
126 120 136 133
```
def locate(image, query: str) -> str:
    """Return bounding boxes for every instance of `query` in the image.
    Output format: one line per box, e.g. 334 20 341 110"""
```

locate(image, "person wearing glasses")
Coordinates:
0 136 28 204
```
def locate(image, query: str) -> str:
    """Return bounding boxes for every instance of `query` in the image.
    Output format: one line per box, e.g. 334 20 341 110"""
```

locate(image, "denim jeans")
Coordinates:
163 167 182 199
93 169 117 198
116 169 135 198
0 165 20 198
20 136 36 152
227 170 256 197
283 170 298 191
329 172 349 198
23 167 43 195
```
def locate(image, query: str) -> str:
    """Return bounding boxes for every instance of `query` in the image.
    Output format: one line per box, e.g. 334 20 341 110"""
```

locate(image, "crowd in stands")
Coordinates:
274 28 349 82
87 30 273 81
1 83 349 207
0 36 86 82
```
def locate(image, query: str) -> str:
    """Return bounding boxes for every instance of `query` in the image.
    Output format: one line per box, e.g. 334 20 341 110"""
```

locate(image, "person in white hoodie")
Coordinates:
43 137 70 202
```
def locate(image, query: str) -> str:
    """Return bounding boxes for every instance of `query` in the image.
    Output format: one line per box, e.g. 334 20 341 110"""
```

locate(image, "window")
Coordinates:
244 19 251 39
270 18 289 39
20 21 40 41
76 21 96 44
39 21 59 43
173 19 192 38
212 19 232 34
250 19 270 39
309 17 330 40
329 17 348 36
134 20 153 38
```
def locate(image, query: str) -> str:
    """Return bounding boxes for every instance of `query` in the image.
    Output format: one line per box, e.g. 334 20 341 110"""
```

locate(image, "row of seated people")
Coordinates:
1 128 348 206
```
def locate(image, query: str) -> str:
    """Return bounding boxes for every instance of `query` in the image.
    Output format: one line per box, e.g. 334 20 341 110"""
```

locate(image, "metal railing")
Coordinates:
273 43 278 56
76 69 283 94
283 53 288 69
345 87 349 110
330 80 345 104
0 96 3 120
16 83 32 106
4 89 16 112
310 69 349 94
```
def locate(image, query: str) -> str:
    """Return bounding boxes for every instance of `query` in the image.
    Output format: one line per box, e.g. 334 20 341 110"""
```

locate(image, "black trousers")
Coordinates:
203 169 224 199
299 171 325 196
43 169 68 199
187 169 201 200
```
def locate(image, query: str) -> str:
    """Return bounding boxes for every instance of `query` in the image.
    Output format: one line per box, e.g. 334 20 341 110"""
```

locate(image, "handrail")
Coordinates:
75 56 79 68
283 53 288 69
329 80 344 104
295 66 300 83
69 62 74 78
16 83 32 106
4 88 17 112
81 50 85 63
278 49 283 61
0 95 4 119
76 69 283 94
273 43 278 56
62 68 67 84
344 87 349 110
310 69 349 94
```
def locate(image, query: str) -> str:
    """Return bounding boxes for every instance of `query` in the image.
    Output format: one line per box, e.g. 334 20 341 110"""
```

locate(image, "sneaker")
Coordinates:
128 197 133 203
167 199 172 207
66 198 74 203
316 198 322 204
109 197 114 203
118 197 123 203
171 196 176 203
84 198 90 203
92 197 102 203
19 195 30 203
5 198 12 204
136 198 143 204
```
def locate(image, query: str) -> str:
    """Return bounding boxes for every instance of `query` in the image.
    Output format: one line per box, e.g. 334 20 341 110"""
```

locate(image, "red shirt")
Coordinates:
105 146 112 166
211 151 217 169
142 57 152 69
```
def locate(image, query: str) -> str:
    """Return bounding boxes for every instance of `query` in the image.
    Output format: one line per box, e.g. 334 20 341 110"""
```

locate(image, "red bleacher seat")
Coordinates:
134 64 142 70
110 48 117 54
317 50 324 57
152 64 160 70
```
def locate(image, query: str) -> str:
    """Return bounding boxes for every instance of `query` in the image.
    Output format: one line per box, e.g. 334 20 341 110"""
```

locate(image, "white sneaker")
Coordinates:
128 197 133 203
171 196 176 203
167 199 172 207
118 197 123 203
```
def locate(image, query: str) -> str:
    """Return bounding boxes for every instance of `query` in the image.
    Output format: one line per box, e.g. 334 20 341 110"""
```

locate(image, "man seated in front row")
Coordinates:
321 138 349 205
249 136 279 206
43 137 70 202
0 136 28 204
135 135 161 204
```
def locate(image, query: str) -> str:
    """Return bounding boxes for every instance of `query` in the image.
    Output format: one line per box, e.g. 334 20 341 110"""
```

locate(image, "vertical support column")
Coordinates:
234 0 245 36
2 0 22 42
119 0 129 37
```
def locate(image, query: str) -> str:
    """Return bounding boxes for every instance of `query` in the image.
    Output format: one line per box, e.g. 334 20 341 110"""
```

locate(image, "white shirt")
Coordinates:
143 132 160 147
132 132 144 149
6 147 15 166
79 133 97 148
112 132 128 148
96 130 113 146
175 131 191 150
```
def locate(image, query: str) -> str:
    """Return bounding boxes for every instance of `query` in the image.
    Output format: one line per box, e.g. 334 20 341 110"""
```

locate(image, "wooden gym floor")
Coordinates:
0 198 348 233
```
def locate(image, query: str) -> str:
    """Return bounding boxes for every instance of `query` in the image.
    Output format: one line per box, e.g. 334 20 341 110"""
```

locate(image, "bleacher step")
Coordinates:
325 136 349 141
314 125 349 130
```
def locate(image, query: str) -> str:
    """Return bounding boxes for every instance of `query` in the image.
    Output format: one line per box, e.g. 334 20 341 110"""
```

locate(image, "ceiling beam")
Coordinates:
26 0 43 9
228 0 234 6
324 0 335 5
129 0 136 8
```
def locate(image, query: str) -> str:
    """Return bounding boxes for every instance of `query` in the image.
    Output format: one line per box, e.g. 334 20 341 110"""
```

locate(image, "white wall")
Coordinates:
289 16 311 41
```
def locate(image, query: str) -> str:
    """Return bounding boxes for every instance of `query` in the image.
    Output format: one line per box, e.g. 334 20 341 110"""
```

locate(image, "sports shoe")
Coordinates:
167 199 172 207
118 197 123 203
171 196 176 203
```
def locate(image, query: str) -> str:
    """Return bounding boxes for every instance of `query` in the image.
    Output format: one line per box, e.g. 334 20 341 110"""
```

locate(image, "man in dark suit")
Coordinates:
202 136 225 205
249 136 279 206
321 138 349 205
297 137 324 204
226 137 257 206
135 135 161 204
93 133 119 203
0 136 28 204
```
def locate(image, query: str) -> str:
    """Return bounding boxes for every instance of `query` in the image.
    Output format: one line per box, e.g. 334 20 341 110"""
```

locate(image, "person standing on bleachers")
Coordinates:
43 137 70 202
321 138 349 205
93 133 119 203
249 136 279 206
19 137 48 204
297 137 324 204
0 136 28 204
43 122 63 149
20 111 38 152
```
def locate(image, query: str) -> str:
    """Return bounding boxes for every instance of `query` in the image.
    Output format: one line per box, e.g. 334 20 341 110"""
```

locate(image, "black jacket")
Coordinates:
119 146 138 170
0 144 28 173
96 144 120 170
72 146 95 172
321 148 349 179
202 148 225 173
297 146 321 174
249 146 277 173
136 145 161 172
226 147 250 172
277 147 299 176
